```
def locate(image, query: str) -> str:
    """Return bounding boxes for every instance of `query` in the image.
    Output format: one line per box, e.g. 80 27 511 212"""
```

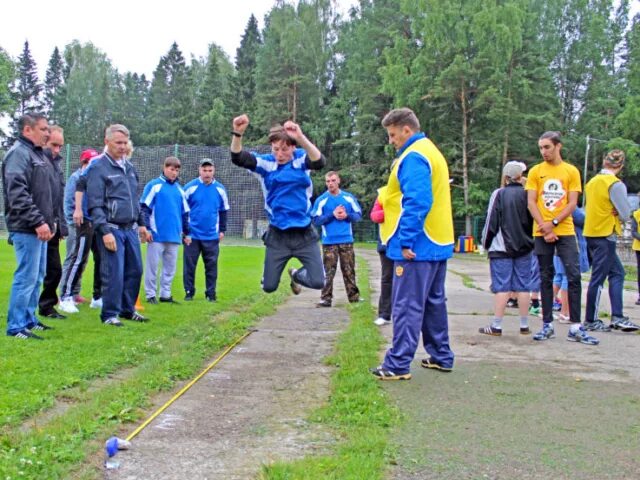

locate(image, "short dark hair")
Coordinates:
381 108 421 131
539 131 562 145
18 112 47 133
268 125 297 146
164 156 181 168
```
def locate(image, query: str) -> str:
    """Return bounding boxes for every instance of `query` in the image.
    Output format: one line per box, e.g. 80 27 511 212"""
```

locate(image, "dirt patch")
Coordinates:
105 276 351 479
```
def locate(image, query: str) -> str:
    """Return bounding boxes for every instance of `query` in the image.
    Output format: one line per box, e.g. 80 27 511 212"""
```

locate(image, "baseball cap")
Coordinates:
79 148 99 164
199 158 214 166
502 161 527 180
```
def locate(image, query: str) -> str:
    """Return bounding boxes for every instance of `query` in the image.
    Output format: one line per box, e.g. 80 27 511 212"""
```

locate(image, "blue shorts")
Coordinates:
530 255 540 291
490 253 533 293
553 256 568 290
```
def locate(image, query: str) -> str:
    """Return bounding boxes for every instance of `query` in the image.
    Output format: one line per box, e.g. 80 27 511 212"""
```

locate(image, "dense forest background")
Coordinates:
1 0 639 233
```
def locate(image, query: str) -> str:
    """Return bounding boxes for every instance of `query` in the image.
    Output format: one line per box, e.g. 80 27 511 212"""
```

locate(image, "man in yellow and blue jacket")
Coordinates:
370 108 455 380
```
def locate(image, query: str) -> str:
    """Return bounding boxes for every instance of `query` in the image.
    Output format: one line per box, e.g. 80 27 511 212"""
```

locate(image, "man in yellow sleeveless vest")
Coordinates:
525 131 599 345
584 150 639 332
370 108 455 381
630 206 640 306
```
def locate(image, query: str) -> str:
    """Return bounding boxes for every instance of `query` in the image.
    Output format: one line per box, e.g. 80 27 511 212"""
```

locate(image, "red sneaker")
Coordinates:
73 295 88 304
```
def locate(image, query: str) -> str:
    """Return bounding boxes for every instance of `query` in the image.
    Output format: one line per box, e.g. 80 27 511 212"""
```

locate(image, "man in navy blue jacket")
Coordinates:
311 171 362 307
85 124 149 326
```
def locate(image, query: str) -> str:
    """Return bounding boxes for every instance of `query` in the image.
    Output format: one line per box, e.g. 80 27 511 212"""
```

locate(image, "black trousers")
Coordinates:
261 225 325 293
535 235 581 324
39 230 62 314
92 230 103 300
183 239 220 299
378 250 394 320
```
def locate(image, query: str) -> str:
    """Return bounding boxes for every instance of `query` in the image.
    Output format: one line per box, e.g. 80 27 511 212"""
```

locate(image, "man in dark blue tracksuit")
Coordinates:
86 124 149 326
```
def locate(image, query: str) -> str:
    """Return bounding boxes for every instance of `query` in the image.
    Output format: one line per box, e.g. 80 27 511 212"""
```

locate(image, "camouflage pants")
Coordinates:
321 243 360 303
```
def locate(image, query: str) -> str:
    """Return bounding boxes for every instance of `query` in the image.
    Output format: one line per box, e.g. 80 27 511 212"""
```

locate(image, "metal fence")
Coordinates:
0 144 485 243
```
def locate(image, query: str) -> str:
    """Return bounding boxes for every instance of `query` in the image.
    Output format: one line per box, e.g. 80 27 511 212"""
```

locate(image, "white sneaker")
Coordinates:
90 297 103 309
374 317 391 326
58 298 79 314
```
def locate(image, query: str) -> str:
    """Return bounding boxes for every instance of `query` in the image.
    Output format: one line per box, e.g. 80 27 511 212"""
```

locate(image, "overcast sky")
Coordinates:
0 0 358 79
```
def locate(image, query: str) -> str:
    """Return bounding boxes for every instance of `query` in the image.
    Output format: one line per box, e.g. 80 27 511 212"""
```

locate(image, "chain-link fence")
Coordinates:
0 143 487 244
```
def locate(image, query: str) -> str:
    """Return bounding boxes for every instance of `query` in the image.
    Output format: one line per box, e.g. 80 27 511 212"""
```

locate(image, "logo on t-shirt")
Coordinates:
542 179 565 211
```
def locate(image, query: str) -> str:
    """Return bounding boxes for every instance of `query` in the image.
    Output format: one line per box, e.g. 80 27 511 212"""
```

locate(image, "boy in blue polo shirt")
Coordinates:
182 158 229 302
140 156 190 304
312 171 362 307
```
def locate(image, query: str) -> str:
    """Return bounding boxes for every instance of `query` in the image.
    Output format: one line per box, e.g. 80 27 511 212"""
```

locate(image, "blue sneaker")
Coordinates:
567 325 599 345
552 300 562 312
533 323 555 341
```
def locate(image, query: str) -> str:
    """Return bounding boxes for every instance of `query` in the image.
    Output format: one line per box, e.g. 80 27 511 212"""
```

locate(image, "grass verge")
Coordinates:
0 245 288 478
260 256 400 479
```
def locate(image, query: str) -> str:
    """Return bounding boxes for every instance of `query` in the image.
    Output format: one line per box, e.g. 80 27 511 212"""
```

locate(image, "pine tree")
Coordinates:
15 40 42 115
43 47 64 120
231 14 263 128
0 47 17 140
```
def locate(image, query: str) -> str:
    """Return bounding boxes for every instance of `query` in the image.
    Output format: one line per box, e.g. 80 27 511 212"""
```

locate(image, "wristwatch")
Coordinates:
551 218 559 226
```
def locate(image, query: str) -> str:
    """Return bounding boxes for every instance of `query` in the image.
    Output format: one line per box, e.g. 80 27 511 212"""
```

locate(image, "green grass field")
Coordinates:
0 243 288 478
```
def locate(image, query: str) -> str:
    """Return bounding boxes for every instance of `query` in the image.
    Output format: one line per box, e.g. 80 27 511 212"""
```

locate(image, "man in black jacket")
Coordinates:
2 113 55 339
85 124 149 326
479 161 534 336
38 125 69 319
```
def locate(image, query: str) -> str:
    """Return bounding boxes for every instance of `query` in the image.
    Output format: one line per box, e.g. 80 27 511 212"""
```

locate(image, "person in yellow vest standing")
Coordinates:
370 108 455 380
583 150 639 332
631 204 640 306
526 131 599 345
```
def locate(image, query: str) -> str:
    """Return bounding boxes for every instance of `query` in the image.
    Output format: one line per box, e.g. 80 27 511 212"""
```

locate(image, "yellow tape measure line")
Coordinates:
126 330 255 442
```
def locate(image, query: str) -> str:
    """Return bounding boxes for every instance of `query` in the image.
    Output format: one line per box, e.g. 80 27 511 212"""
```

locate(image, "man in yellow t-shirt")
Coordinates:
525 131 598 345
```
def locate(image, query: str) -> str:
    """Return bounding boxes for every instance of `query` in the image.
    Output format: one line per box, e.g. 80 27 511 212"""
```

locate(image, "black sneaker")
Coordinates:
370 366 411 381
506 298 518 308
146 297 158 304
41 311 66 319
10 329 44 340
159 296 180 304
31 322 53 331
316 300 331 308
421 357 453 372
103 317 124 327
184 293 194 301
120 311 149 322
288 268 302 295
206 295 217 302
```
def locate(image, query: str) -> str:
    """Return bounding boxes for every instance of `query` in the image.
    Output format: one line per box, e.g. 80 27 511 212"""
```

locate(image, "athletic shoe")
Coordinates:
58 298 80 314
635 298 640 306
421 358 453 372
552 300 562 312
10 329 44 340
533 322 555 341
567 325 599 345
520 327 531 335
146 297 158 304
184 293 194 301
370 366 411 381
288 268 302 295
103 317 124 327
159 296 180 304
120 311 149 323
583 319 611 332
610 316 640 332
528 305 542 317
316 300 331 308
73 295 88 304
374 317 391 326
555 313 571 324
206 295 217 302
506 298 518 308
41 310 66 319
478 325 502 336
90 297 103 309
30 322 53 331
